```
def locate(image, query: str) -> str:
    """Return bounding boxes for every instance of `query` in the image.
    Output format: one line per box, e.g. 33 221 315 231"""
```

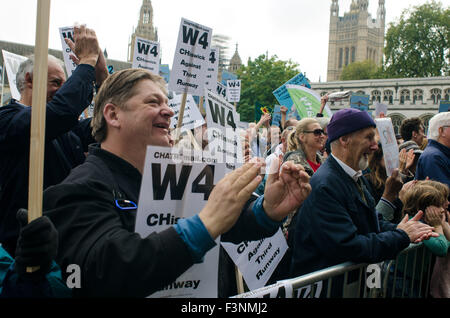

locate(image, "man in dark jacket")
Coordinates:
0 25 108 256
415 112 450 188
42 68 312 297
290 108 438 296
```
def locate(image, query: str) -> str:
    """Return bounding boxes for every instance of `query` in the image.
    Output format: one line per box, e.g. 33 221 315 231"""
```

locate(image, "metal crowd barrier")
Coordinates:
233 242 433 298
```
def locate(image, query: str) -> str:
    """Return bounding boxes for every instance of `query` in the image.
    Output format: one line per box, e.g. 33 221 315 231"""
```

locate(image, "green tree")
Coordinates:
340 60 381 80
236 54 300 122
383 1 450 78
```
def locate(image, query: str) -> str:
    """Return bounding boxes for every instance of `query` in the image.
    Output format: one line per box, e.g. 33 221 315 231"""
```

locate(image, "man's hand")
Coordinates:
64 24 99 67
263 157 311 221
280 106 288 114
397 210 439 243
198 162 263 239
382 169 403 202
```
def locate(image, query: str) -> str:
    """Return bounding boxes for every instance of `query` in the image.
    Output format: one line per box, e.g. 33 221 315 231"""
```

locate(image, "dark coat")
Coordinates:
290 155 410 279
43 145 278 297
0 64 96 255
415 139 450 187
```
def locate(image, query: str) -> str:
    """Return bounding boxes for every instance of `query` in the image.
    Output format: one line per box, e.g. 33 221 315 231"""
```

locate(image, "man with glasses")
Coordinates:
416 112 450 187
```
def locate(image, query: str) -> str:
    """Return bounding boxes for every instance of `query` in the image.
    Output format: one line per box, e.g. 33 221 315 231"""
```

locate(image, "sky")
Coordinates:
1 0 448 82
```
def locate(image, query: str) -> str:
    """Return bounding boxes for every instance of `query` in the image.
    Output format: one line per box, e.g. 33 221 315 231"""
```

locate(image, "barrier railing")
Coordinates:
233 242 433 298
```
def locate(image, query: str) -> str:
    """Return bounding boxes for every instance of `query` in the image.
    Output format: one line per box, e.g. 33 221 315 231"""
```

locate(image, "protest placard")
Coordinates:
221 228 288 291
226 79 241 103
168 18 212 96
286 84 331 118
375 118 399 177
350 93 370 111
169 92 205 131
132 36 160 75
204 89 243 171
375 102 388 117
439 100 450 113
59 26 77 77
205 47 219 92
271 105 282 127
2 50 27 100
216 81 227 100
232 280 294 298
272 72 310 111
135 146 225 298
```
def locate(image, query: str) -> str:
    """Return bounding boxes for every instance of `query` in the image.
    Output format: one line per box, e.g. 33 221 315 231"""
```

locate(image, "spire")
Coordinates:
228 43 242 73
378 0 386 22
331 0 339 16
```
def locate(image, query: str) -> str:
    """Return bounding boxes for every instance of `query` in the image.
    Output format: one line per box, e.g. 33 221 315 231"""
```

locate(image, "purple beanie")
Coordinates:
327 108 376 142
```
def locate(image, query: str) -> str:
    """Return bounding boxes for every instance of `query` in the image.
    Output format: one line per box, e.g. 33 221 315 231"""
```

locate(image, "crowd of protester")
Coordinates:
0 25 449 298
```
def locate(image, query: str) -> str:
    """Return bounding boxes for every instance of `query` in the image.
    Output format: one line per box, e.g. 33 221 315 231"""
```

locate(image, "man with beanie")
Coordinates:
290 108 438 297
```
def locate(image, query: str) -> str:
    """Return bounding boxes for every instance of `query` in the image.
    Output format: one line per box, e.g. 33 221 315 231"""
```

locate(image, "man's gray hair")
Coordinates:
15 54 65 93
428 112 450 141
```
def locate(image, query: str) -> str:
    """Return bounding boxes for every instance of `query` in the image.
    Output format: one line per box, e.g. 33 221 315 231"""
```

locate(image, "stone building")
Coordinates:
127 0 158 62
311 76 450 133
327 0 385 82
228 43 242 74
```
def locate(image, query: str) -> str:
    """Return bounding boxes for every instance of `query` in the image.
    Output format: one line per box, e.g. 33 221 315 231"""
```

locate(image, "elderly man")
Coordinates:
0 25 108 256
42 68 312 297
415 112 450 187
290 108 438 295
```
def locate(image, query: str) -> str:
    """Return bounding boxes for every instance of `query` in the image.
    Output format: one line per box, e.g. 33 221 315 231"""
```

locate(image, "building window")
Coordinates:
413 89 423 104
444 88 450 101
420 114 434 135
351 47 356 63
389 114 406 135
339 48 343 68
400 89 410 105
371 90 381 103
345 47 349 66
143 11 150 24
383 90 393 105
430 88 442 104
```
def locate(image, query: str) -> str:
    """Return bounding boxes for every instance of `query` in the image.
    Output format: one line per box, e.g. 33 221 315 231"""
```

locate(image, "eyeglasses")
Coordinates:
303 129 326 137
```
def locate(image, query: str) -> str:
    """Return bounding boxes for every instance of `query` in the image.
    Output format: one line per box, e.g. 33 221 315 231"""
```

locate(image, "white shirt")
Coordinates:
331 153 362 182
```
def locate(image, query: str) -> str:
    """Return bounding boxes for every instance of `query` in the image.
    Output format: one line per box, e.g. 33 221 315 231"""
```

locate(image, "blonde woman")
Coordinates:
283 118 326 176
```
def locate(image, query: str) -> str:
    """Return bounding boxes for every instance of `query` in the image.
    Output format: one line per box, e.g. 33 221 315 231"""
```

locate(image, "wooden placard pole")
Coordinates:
198 96 205 116
28 0 51 223
174 91 187 142
235 266 245 295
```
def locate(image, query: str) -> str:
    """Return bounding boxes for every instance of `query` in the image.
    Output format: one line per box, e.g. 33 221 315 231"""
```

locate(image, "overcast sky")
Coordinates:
1 0 447 82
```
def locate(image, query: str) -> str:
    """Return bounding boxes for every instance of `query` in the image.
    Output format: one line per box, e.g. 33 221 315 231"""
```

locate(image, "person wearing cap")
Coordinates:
415 112 450 188
290 108 439 296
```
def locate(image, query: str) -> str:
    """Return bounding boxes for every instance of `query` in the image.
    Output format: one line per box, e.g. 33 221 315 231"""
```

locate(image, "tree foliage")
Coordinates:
340 60 382 80
236 54 299 122
384 1 450 78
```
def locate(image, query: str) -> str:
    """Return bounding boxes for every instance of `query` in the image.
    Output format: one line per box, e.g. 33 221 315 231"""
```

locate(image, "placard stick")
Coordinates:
0 63 5 106
28 0 51 223
235 266 245 294
26 0 51 273
174 91 187 142
198 96 205 116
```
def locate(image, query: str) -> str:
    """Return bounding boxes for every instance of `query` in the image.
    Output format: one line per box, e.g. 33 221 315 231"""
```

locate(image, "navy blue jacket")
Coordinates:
0 64 96 255
290 155 410 278
415 139 450 187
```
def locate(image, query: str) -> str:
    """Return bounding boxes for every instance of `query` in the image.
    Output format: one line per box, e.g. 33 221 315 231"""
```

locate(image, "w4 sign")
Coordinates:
226 79 241 103
132 37 160 75
169 18 212 96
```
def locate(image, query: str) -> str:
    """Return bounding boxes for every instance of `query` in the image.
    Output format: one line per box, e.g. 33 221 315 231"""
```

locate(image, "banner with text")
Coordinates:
2 50 27 100
59 26 77 77
169 92 205 131
205 47 219 92
132 36 160 75
226 79 241 103
375 118 399 177
135 146 225 298
169 18 212 95
221 228 288 291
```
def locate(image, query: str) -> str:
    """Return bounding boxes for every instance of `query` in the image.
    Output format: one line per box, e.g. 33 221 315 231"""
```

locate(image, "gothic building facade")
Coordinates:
327 0 385 82
127 0 159 62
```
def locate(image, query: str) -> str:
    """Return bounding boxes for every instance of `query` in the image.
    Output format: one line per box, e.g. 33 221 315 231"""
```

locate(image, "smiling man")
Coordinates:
42 68 312 297
290 108 438 296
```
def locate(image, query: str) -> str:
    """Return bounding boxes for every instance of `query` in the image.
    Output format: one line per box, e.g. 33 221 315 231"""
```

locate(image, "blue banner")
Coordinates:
272 73 311 119
439 100 450 113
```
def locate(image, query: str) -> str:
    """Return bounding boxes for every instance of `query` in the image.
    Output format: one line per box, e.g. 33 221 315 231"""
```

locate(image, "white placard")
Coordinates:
2 50 27 100
216 81 227 100
221 228 288 291
59 26 77 77
204 89 243 171
375 102 388 117
226 79 241 103
169 92 205 131
205 47 219 92
132 36 160 75
135 146 225 298
168 18 212 95
375 118 399 177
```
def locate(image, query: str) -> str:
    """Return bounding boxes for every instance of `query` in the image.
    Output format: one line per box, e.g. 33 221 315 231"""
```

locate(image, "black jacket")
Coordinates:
43 144 278 297
0 64 96 255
